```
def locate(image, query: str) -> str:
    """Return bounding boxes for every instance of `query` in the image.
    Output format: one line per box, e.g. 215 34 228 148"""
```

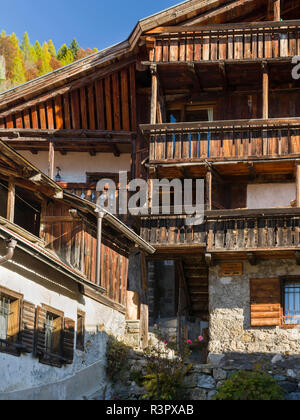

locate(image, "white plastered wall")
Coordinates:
20 151 131 183
247 183 296 209
0 246 125 400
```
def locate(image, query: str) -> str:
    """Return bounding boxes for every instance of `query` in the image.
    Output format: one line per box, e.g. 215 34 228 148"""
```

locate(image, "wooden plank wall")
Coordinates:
41 202 128 307
0 64 137 132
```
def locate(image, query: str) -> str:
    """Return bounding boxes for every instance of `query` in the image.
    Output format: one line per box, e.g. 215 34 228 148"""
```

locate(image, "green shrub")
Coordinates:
213 370 285 401
106 336 131 383
143 366 191 401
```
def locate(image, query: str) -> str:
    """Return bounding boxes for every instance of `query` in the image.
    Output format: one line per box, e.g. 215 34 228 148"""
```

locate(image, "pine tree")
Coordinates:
57 43 74 66
11 56 26 84
34 40 42 59
48 39 56 57
21 32 36 64
10 33 26 84
38 42 52 76
70 38 79 59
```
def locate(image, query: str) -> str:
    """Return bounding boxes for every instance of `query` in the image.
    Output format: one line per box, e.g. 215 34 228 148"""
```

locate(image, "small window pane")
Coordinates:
0 297 10 342
284 284 300 325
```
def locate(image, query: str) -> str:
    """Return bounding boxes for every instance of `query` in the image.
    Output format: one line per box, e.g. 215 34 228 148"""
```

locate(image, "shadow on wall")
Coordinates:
0 329 117 401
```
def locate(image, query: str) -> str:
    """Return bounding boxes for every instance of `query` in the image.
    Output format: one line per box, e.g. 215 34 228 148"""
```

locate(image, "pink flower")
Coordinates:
198 336 204 342
187 340 193 345
164 340 168 345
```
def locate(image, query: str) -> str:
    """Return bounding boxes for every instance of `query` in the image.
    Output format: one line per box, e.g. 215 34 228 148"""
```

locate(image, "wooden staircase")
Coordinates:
181 256 209 321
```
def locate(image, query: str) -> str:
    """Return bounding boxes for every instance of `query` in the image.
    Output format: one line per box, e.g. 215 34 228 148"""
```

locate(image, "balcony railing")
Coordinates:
141 118 300 163
141 208 300 252
146 20 300 63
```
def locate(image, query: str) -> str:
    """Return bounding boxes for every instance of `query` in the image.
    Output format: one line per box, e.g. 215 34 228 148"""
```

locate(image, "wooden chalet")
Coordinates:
1 0 300 370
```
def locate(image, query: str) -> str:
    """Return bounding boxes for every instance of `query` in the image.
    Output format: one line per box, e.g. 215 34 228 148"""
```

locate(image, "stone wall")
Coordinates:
209 259 300 366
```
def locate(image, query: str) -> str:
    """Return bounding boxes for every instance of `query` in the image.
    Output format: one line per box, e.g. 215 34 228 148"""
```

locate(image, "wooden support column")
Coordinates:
296 162 300 207
274 0 281 21
48 139 55 180
7 177 15 223
206 169 212 211
150 65 158 125
262 63 269 120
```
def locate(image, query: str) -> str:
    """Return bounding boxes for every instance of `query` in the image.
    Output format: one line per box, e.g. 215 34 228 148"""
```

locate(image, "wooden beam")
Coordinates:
274 0 281 21
262 63 269 120
150 65 158 125
7 177 15 223
296 162 300 207
48 139 55 180
206 169 212 211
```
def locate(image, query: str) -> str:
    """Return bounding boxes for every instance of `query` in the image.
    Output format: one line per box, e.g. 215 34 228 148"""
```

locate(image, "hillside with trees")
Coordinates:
0 31 97 93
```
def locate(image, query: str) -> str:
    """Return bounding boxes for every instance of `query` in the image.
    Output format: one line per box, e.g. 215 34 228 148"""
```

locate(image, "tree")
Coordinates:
57 43 74 66
48 39 56 57
11 56 26 85
21 32 36 64
70 38 79 59
34 41 42 59
38 42 52 76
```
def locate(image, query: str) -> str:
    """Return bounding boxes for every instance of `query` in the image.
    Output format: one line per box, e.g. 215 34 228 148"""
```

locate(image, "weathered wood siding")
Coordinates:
147 21 300 63
41 202 128 306
0 64 137 132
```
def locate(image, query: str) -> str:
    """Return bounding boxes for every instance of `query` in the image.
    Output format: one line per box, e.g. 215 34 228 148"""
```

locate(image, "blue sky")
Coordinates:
0 0 178 51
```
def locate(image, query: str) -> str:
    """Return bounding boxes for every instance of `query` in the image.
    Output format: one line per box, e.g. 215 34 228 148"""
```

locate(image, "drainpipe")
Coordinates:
96 211 106 287
0 238 17 265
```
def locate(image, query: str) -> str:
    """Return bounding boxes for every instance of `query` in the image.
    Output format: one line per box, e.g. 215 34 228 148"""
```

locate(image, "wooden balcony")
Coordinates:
141 118 300 165
145 20 300 64
141 208 300 258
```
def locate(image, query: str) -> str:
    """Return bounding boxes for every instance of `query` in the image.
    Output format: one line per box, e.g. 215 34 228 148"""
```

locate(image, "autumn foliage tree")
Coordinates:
0 32 98 92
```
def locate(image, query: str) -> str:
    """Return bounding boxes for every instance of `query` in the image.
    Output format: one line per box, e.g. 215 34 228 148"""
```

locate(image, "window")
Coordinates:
36 305 75 367
76 310 85 351
44 311 63 356
250 277 300 328
282 280 300 326
0 287 24 356
167 104 214 123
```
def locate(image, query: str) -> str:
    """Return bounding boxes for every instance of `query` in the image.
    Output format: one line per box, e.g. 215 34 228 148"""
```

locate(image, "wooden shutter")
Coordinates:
63 318 75 364
35 306 47 355
8 299 21 343
250 278 282 327
20 301 36 353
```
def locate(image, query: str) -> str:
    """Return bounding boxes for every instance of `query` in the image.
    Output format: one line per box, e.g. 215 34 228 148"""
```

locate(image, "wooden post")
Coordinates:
296 163 300 207
7 177 15 223
48 139 55 180
262 63 269 120
274 0 280 21
150 65 158 125
206 169 212 211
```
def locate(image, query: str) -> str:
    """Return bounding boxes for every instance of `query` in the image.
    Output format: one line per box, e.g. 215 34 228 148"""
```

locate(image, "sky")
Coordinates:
0 0 180 51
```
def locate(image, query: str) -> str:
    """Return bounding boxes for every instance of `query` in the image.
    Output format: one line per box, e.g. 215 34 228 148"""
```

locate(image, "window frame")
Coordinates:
0 286 23 356
280 277 300 328
167 102 216 123
40 304 64 363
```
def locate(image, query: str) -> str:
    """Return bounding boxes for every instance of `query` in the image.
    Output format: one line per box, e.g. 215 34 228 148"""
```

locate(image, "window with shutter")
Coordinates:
36 304 75 367
0 286 24 356
250 278 282 327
